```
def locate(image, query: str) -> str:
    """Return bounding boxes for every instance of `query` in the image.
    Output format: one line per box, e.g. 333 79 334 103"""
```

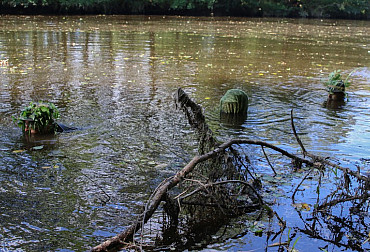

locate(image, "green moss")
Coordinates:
220 89 248 114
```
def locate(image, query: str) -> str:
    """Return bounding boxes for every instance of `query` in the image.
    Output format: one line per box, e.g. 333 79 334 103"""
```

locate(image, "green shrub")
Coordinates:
13 101 60 134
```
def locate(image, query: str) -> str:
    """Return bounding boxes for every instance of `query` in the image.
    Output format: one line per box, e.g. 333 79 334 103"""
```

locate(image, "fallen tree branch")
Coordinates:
91 138 317 251
92 89 369 252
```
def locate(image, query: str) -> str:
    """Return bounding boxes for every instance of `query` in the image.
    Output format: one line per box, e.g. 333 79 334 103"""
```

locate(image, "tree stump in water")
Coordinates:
220 89 249 114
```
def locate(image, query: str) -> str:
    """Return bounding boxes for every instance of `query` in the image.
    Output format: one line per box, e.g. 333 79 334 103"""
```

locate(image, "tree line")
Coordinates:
1 0 369 19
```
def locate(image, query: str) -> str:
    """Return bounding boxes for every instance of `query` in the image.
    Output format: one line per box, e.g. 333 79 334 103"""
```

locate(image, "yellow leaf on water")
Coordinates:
12 150 25 153
302 203 311 210
293 203 311 211
205 97 210 100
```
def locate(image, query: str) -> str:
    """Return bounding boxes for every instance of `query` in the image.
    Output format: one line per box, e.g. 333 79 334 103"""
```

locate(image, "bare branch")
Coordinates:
261 146 277 176
291 109 307 156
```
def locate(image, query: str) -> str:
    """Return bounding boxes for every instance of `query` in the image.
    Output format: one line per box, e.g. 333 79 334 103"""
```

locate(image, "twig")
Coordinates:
317 193 370 210
290 109 307 156
292 167 314 203
212 180 263 205
233 146 256 181
81 173 111 205
306 153 370 182
179 179 264 205
180 201 261 210
261 146 277 176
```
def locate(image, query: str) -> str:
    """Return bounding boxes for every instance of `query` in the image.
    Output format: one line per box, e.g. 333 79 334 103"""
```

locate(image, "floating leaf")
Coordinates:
31 145 44 150
12 149 25 153
293 203 311 211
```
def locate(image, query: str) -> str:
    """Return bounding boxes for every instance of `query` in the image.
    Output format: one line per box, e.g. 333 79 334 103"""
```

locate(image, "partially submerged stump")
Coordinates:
324 82 346 109
220 89 249 114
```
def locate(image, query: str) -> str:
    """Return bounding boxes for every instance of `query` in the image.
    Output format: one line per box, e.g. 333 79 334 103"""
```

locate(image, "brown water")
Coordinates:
0 15 369 251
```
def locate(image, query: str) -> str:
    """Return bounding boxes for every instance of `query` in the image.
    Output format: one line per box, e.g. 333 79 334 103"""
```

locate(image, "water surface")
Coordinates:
0 15 369 251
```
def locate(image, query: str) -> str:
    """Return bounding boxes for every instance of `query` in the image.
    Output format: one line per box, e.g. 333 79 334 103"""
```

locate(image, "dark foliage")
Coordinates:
1 0 368 19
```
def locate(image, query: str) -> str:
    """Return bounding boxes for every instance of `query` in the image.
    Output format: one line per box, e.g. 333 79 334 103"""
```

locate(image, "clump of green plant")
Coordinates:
13 101 60 134
324 70 352 95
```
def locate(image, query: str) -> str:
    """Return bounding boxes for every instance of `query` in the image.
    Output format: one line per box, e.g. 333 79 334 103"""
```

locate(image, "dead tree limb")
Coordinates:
92 89 369 252
91 138 320 252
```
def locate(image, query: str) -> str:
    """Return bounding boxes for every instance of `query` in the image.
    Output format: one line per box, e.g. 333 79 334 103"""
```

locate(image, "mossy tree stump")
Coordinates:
220 89 248 114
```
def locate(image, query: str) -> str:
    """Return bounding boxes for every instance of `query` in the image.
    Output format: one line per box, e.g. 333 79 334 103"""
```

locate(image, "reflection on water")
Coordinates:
0 15 369 251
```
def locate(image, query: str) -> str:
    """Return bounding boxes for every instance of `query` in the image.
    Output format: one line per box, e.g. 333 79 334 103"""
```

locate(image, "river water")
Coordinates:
0 15 369 251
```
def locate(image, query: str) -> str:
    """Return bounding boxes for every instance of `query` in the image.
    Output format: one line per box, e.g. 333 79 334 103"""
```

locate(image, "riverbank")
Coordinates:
1 0 369 19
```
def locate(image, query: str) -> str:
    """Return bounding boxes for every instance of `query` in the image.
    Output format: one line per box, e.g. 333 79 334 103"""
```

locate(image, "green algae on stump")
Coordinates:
220 89 249 114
